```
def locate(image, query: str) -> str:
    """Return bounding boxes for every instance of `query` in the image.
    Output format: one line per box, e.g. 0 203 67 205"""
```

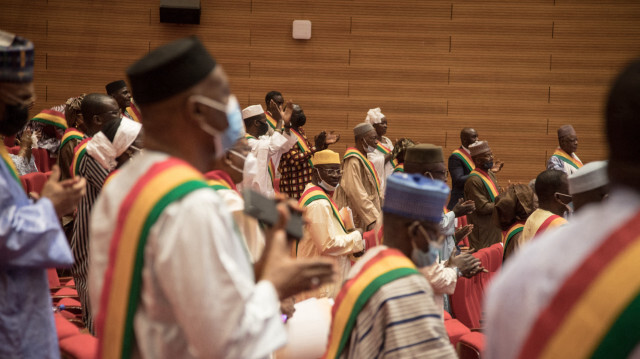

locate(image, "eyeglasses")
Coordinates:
554 192 572 204
424 170 448 179
319 168 342 176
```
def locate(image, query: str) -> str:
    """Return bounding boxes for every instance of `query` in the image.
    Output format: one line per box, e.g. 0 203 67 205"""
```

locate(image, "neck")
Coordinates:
559 146 572 155
355 143 365 154
538 200 564 217
247 127 260 138
376 134 382 142
382 220 412 258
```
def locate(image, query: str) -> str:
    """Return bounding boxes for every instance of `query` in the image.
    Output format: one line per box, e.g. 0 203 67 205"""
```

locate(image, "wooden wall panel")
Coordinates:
1 0 639 185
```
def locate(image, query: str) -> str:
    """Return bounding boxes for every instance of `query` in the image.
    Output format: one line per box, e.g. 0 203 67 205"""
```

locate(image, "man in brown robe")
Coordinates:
464 140 503 249
334 123 382 231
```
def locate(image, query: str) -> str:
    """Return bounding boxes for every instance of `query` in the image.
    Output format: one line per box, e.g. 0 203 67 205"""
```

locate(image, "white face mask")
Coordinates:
315 168 337 192
409 222 443 268
363 138 376 154
229 150 258 182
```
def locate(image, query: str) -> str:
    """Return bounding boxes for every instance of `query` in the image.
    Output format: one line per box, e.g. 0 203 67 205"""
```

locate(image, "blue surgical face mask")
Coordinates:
315 168 337 192
193 94 244 159
409 222 443 268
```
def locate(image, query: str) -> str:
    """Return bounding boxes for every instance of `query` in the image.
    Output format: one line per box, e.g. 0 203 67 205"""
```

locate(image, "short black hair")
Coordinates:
535 169 567 201
265 91 282 106
81 93 112 125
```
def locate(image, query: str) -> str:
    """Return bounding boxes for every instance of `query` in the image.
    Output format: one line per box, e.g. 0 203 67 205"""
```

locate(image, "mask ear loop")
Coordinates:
226 150 246 174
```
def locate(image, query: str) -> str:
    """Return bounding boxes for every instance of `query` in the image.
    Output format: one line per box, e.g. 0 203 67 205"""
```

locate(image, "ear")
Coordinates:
93 115 103 126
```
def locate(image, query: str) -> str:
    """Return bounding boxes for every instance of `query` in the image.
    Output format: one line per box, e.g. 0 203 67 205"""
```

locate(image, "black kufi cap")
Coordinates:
105 80 127 94
126 36 216 105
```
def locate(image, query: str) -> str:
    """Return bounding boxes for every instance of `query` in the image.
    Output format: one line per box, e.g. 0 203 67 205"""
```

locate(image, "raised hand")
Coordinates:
268 99 284 122
325 131 340 145
454 224 474 242
491 160 504 173
40 165 86 217
282 99 294 127
447 251 483 278
452 198 475 217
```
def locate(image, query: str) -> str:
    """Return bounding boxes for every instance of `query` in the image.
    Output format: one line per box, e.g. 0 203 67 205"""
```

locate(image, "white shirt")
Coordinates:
367 136 394 198
244 132 297 198
485 187 640 359
89 151 286 359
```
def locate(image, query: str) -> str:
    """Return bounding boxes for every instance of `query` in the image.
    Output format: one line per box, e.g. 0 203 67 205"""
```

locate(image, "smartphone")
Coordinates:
243 189 304 239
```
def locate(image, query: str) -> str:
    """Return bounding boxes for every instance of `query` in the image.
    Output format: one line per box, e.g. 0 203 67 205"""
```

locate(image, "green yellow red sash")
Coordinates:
502 221 525 253
103 169 119 188
300 185 347 233
393 163 404 173
60 128 84 150
552 148 583 170
324 248 421 359
124 103 142 123
95 158 208 359
71 138 91 178
0 145 22 188
290 128 312 154
266 112 278 129
534 214 566 238
376 142 398 167
518 210 640 359
344 148 380 196
452 148 475 172
469 168 499 201
31 109 67 130
207 176 234 191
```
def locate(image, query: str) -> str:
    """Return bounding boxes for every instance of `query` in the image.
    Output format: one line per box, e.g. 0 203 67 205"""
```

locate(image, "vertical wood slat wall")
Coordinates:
2 0 639 184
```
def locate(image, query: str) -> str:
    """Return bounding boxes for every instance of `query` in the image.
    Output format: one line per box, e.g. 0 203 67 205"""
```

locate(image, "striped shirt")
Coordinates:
340 246 457 358
71 154 109 334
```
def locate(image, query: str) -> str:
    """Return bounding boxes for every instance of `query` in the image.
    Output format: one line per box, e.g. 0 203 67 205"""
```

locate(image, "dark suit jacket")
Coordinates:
448 147 473 209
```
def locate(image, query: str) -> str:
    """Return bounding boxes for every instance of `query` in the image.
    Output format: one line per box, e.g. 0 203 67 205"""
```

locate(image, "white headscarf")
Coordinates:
86 117 142 170
365 107 385 124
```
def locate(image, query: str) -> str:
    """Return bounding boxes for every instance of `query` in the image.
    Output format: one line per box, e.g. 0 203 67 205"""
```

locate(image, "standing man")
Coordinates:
365 107 394 196
106 79 141 122
88 36 334 359
264 90 284 131
242 104 297 198
0 30 86 359
464 140 503 249
334 123 382 232
278 104 338 199
298 149 365 299
325 173 457 359
58 94 86 181
485 59 640 359
547 124 582 175
519 169 569 245
448 127 477 209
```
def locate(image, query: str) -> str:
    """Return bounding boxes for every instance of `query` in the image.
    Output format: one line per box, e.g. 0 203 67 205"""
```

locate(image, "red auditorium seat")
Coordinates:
59 333 98 359
8 145 19 155
445 318 472 348
32 148 52 172
19 176 27 191
21 172 48 195
443 310 452 321
54 313 80 340
3 135 16 147
457 332 485 359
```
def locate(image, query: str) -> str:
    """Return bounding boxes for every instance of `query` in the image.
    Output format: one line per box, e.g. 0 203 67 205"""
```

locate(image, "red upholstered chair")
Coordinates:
8 145 20 155
3 135 16 147
19 176 27 192
54 313 80 340
443 310 452 321
22 172 48 195
59 333 98 359
445 318 472 348
32 148 51 172
457 332 485 359
450 274 483 329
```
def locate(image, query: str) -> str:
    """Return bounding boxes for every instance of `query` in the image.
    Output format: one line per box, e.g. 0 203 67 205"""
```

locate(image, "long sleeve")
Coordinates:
0 165 73 268
547 155 565 172
339 158 380 228
449 155 469 189
57 140 77 181
81 156 109 190
149 193 286 359
464 176 495 215
305 200 363 256
421 263 458 296
440 211 456 236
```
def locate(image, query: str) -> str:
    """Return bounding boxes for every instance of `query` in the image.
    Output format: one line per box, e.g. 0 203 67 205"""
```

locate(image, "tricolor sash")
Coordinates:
534 214 565 238
503 221 525 253
266 112 278 129
0 145 22 188
376 142 398 168
393 163 404 173
290 128 313 166
205 170 236 191
124 103 142 123
552 148 583 170
517 210 640 359
300 185 347 233
31 109 68 130
324 248 421 359
95 158 209 359
60 128 84 150
344 148 380 196
71 138 91 178
103 169 119 188
452 148 475 172
469 168 499 201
